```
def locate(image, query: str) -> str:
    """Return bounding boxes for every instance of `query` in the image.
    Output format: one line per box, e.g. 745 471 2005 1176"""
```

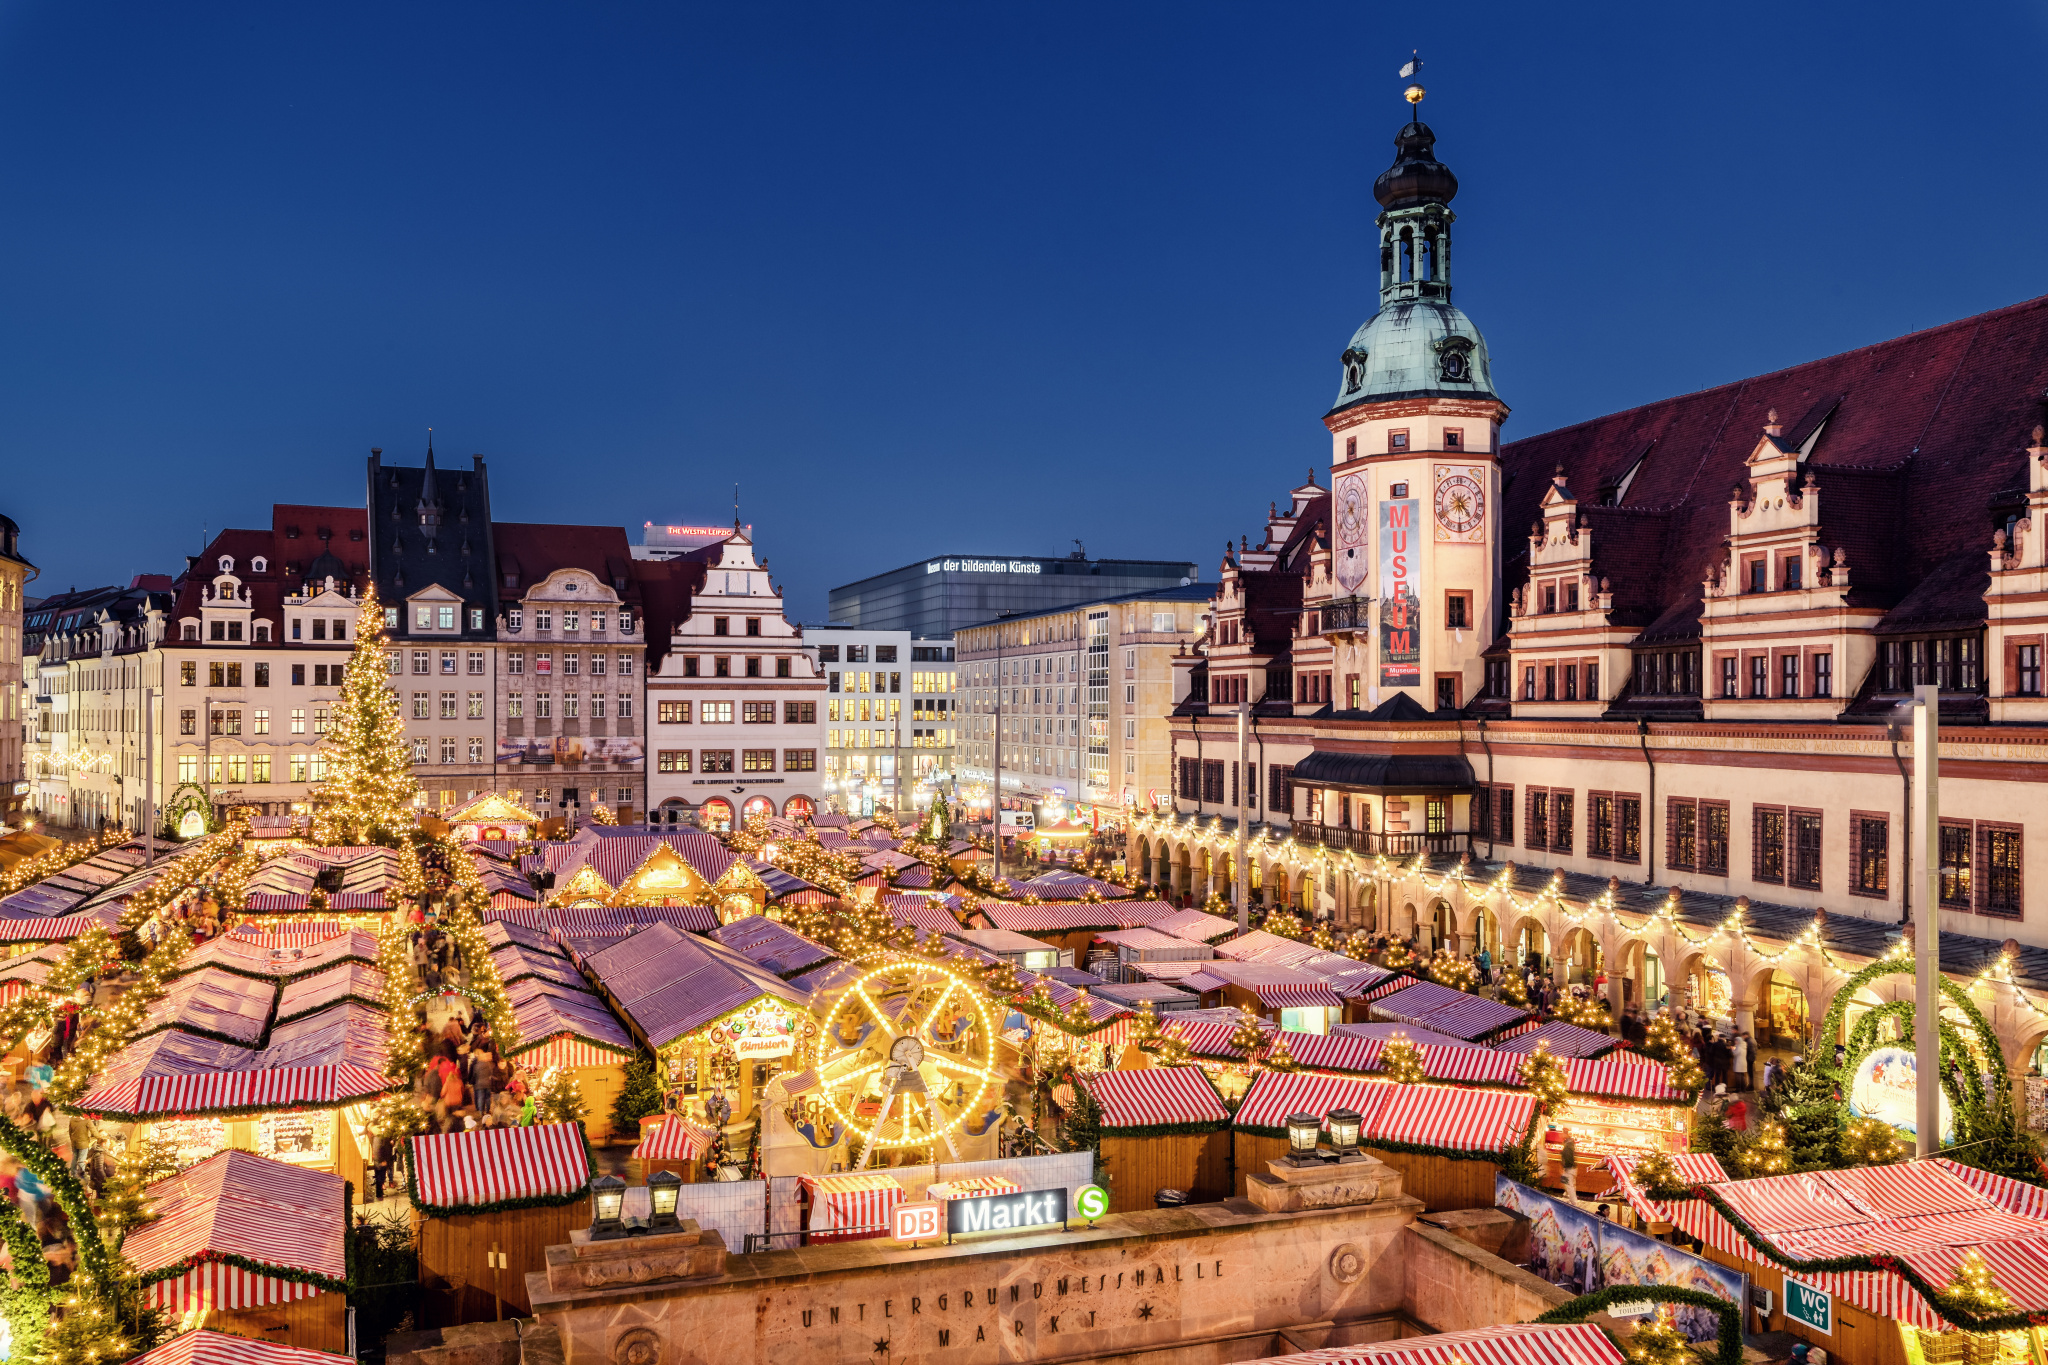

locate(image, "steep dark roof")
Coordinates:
366 449 498 640
1292 748 1474 792
1499 293 2048 637
171 508 368 629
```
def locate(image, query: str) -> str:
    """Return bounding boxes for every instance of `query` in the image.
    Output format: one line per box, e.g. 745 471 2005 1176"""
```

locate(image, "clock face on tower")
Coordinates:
1434 472 1485 538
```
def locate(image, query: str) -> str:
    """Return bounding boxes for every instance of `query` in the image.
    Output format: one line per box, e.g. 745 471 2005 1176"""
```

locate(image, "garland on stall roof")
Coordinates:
0 828 127 897
1535 1286 1744 1365
400 1122 597 1219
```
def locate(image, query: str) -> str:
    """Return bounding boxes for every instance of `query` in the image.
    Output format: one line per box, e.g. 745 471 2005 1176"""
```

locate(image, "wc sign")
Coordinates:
1785 1279 1832 1335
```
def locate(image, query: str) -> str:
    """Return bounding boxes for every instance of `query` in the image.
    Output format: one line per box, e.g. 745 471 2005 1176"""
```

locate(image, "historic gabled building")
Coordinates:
1143 103 2048 1076
0 517 37 830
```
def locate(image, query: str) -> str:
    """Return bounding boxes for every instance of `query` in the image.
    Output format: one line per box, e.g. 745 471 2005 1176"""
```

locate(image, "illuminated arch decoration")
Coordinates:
699 798 735 833
741 796 775 823
164 783 215 840
815 959 999 1168
1815 953 2010 1145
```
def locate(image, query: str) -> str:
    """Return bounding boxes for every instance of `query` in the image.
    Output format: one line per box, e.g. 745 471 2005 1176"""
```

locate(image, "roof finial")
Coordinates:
734 482 740 531
1399 50 1424 123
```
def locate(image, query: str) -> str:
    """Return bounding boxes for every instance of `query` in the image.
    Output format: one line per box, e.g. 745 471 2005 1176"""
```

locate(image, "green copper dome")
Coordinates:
1327 118 1499 416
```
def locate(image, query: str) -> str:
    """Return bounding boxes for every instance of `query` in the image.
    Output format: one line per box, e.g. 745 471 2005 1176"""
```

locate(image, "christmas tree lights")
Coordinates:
1264 1030 1297 1072
1621 1307 1694 1365
534 1064 590 1124
1520 1040 1570 1114
1940 1249 2012 1314
310 586 421 847
1739 1118 1791 1175
1841 1116 1906 1166
1382 1031 1427 1085
1427 949 1480 994
1629 1149 1686 1199
1640 1013 1704 1093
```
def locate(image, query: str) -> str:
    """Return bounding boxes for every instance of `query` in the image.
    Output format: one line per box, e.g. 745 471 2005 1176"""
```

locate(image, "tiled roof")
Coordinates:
1499 293 2048 634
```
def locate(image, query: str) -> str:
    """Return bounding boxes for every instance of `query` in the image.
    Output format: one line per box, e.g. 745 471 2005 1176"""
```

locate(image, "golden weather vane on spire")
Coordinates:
1399 49 1425 116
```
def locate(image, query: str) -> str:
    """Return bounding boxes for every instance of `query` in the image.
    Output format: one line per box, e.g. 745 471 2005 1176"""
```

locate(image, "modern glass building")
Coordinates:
830 553 1199 636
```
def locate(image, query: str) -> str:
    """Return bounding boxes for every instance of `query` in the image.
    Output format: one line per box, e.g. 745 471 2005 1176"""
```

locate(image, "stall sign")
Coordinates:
1547 1097 1690 1161
948 1187 1066 1236
259 1111 334 1165
2026 1075 2048 1132
723 999 798 1060
154 1117 227 1167
1784 1279 1832 1336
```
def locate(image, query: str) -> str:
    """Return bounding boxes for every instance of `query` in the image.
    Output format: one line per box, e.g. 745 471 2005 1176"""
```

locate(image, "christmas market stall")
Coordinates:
1231 1069 1539 1211
1599 1152 1730 1232
405 1120 595 1324
540 828 768 918
1080 1065 1232 1213
579 922 812 1138
1664 1159 2048 1365
629 1114 717 1184
125 1149 350 1353
1367 978 1530 1041
445 792 544 843
501 978 636 1141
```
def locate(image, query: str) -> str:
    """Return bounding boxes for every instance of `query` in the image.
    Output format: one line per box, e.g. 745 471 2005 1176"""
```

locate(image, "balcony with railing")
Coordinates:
1291 823 1470 856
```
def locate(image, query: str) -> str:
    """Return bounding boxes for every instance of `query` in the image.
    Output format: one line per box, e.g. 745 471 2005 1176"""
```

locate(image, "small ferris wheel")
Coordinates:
813 959 1000 1167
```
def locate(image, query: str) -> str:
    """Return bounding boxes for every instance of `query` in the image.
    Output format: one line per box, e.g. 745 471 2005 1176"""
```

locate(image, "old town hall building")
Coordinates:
1139 105 2048 1074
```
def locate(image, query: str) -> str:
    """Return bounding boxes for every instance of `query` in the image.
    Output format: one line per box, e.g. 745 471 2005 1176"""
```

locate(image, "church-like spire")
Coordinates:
417 437 443 533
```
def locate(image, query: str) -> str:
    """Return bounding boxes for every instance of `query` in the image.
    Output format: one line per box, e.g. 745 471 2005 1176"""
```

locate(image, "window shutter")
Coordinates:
1526 788 1541 849
1977 822 1990 916
1849 816 1862 893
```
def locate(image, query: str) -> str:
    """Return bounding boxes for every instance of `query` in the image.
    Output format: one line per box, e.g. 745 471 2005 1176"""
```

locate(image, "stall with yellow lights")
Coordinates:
445 791 544 844
578 921 815 1140
544 829 770 920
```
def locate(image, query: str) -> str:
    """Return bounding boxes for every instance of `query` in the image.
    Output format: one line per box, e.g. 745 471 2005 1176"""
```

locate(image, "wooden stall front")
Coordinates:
627 1115 712 1185
126 1149 350 1355
1081 1067 1233 1214
408 1120 594 1324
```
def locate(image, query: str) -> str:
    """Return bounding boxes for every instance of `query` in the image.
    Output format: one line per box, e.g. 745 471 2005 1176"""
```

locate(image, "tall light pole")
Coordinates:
1913 682 1942 1157
1234 700 1250 933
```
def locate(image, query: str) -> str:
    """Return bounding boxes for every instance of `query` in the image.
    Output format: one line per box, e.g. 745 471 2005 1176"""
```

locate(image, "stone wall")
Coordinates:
1399 1222 1572 1334
530 1195 1424 1365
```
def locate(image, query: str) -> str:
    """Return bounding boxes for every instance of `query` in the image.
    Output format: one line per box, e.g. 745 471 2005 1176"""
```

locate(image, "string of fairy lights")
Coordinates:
1130 809 2048 1031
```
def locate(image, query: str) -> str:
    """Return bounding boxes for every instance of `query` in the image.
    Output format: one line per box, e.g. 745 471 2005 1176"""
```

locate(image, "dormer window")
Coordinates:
251 556 268 573
507 609 522 632
218 556 234 573
1341 348 1367 395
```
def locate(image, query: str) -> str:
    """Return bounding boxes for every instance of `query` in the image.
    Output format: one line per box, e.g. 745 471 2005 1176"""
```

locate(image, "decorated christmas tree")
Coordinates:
1264 1030 1297 1072
1938 1248 2012 1318
1622 1307 1695 1365
311 587 421 847
1739 1117 1792 1175
535 1065 590 1125
1777 1059 1844 1171
1519 1040 1570 1115
1639 1012 1704 1093
1229 1007 1268 1070
610 1050 665 1141
1630 1149 1686 1199
1381 1031 1427 1085
1841 1116 1906 1166
1495 968 1530 1008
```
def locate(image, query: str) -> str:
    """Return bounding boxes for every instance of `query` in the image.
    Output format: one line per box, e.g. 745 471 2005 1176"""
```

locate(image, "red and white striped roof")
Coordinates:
1937 1158 2048 1220
274 962 388 1024
1563 1053 1686 1101
1213 930 1324 966
128 1330 354 1365
1156 1015 1255 1060
1669 1162 2048 1329
632 1116 715 1162
1600 1152 1729 1224
880 895 964 934
1492 1021 1618 1059
1274 1030 1384 1074
408 1120 591 1211
1234 1070 1390 1133
1144 907 1238 943
1305 962 1400 1000
139 968 278 1045
1371 980 1528 1040
128 1149 346 1286
1242 980 1343 1009
231 922 346 948
1081 1067 1229 1129
1416 1043 1529 1086
1006 873 1133 900
1372 1083 1538 1155
0 911 116 943
1245 1321 1624 1365
77 1063 396 1119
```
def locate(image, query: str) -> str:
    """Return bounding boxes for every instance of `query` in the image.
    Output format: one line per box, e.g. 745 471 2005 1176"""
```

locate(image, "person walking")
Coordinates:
1729 1030 1751 1093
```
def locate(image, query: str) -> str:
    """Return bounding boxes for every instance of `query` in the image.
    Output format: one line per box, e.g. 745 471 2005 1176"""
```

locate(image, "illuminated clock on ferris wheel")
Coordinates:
814 960 999 1167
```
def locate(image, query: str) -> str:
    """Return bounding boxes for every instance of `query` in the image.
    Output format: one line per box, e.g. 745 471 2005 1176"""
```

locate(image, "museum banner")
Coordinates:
1378 496 1421 688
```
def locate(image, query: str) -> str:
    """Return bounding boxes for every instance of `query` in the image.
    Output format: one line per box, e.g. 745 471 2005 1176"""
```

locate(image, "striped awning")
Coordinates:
408 1120 592 1213
231 922 346 948
1371 1083 1537 1156
1214 930 1327 967
633 1116 715 1162
138 969 278 1045
1233 1070 1390 1134
128 1149 345 1300
76 1063 396 1120
0 911 116 943
1939 1158 2048 1220
1081 1067 1229 1129
1156 1016 1255 1061
1600 1152 1729 1224
1245 1320 1624 1365
128 1330 355 1365
1492 1021 1618 1059
880 896 964 934
516 1036 632 1070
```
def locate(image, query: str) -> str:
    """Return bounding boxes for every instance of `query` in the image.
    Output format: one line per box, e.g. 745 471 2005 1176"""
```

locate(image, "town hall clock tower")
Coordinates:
1322 99 1509 712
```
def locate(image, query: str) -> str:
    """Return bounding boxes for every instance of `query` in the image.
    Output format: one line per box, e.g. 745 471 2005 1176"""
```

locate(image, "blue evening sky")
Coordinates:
5 2 2045 619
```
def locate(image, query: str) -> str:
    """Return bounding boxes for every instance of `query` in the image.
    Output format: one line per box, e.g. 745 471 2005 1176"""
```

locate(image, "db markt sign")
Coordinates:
947 1187 1068 1237
893 1201 943 1242
1785 1279 1833 1336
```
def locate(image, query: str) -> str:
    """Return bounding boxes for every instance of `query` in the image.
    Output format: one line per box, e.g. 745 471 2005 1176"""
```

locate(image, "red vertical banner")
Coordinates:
1379 498 1421 687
